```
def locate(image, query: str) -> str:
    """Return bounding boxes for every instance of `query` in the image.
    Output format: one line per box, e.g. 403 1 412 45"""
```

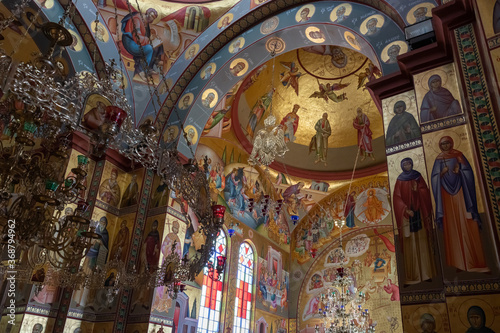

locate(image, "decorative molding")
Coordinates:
419 115 467 133
400 291 446 304
385 139 423 155
444 280 500 296
455 24 500 235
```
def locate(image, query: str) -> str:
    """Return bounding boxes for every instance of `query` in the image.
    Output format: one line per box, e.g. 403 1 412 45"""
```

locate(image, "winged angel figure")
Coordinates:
248 114 288 166
280 61 303 96
356 63 382 90
309 79 349 103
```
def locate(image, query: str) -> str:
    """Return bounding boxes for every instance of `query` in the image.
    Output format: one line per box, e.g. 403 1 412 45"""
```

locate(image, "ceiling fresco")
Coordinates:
159 1 412 155
232 47 387 174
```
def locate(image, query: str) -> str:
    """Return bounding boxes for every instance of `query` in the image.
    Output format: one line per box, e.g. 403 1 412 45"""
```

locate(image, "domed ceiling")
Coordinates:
233 46 386 175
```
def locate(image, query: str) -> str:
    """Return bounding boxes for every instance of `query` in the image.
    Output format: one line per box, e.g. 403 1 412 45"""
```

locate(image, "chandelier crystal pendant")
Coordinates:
316 218 375 333
249 47 288 167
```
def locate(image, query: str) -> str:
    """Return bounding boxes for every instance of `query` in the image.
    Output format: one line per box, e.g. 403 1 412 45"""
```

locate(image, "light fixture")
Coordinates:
248 46 288 166
0 4 228 301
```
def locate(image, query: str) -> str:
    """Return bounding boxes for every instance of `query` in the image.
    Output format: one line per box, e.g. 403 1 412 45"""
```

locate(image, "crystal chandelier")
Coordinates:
249 47 288 166
315 218 375 333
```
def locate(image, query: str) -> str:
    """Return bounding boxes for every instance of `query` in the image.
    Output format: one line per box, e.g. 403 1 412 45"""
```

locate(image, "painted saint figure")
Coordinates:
393 158 436 285
385 100 421 146
83 101 106 130
121 174 139 207
309 113 331 165
353 107 374 161
362 189 385 222
141 220 160 273
246 89 273 137
385 44 401 64
420 313 437 333
494 0 500 34
109 220 130 262
121 8 164 81
466 306 496 333
99 168 121 206
430 136 489 272
420 74 461 122
365 18 380 36
280 61 303 96
280 104 300 143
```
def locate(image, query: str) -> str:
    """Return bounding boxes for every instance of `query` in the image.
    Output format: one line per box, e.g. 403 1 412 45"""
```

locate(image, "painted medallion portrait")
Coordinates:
185 44 199 60
296 4 315 23
330 3 352 23
200 62 216 80
163 125 179 144
344 31 361 50
218 13 233 29
305 26 326 43
353 187 391 224
381 40 408 65
229 58 249 77
68 29 83 52
91 21 109 43
178 92 194 110
406 3 435 25
229 37 245 54
183 125 199 146
260 16 279 35
201 88 218 108
360 14 385 36
414 63 463 123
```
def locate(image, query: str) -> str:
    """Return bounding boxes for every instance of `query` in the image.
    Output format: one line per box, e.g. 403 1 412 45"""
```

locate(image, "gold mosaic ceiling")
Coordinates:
240 47 384 149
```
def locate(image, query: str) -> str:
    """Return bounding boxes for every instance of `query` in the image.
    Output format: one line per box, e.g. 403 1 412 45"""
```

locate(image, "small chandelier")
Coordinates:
249 47 288 167
316 218 375 333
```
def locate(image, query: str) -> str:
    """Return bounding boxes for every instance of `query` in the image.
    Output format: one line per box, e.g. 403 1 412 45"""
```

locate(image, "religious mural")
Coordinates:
291 177 391 264
256 246 289 316
297 227 401 333
422 125 500 279
98 162 126 209
401 303 451 333
386 147 443 294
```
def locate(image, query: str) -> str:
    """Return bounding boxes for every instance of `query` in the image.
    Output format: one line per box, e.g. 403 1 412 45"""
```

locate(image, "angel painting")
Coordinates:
309 79 349 103
203 106 231 134
280 61 303 96
356 63 382 90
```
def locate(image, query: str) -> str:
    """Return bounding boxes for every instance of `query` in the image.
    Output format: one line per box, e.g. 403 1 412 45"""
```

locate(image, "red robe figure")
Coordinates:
430 136 489 273
280 104 300 143
393 157 436 285
353 107 374 161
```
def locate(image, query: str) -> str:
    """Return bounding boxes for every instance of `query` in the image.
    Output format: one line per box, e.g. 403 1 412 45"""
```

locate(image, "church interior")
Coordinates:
0 0 500 332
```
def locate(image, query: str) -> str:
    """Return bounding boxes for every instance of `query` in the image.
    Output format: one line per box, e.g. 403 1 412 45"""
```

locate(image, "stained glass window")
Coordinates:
197 230 226 333
233 242 254 333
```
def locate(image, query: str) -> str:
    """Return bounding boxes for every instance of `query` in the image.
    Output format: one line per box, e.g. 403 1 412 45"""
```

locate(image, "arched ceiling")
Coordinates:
3 0 440 179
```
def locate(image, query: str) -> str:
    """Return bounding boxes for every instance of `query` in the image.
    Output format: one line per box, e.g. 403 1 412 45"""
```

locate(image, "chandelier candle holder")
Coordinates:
249 46 288 166
207 255 227 281
315 218 375 333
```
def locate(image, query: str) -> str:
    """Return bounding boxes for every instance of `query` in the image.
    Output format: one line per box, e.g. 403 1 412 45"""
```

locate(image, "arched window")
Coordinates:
233 242 254 333
197 231 227 333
